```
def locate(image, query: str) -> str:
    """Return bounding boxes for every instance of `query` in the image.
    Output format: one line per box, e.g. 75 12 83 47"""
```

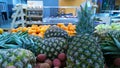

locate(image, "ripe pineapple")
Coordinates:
41 25 68 60
0 48 36 68
39 37 67 60
67 4 104 68
44 25 68 39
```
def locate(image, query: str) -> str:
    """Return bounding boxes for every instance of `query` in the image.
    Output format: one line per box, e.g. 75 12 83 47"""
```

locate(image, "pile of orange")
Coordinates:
11 25 50 38
57 23 76 36
11 23 76 37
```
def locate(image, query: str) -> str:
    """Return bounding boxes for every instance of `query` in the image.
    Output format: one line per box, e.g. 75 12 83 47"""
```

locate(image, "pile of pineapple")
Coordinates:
0 3 105 68
11 23 76 38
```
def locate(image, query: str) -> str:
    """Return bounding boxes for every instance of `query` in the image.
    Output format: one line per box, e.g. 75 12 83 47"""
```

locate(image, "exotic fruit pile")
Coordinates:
35 25 68 67
0 3 105 68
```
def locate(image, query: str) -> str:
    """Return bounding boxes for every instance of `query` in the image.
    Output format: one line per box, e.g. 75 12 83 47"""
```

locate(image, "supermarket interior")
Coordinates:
0 0 120 68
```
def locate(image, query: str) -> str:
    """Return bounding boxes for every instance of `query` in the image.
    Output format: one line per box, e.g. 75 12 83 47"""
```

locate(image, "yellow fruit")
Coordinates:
0 28 3 34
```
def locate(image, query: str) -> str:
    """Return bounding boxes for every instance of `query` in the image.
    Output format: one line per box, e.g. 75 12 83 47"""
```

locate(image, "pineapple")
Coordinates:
67 3 104 68
44 25 68 39
22 34 67 60
21 35 43 56
0 48 36 68
39 37 67 60
39 25 68 60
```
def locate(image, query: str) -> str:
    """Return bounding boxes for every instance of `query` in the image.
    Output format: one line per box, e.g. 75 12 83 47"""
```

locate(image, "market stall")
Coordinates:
1 0 120 68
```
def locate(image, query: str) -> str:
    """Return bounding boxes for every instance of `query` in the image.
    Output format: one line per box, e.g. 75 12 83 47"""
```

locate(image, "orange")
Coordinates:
11 29 17 32
31 33 37 36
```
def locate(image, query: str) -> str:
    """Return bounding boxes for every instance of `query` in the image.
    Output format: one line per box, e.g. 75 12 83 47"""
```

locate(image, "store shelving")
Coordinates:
11 4 27 28
110 10 120 23
26 6 43 25
11 5 43 28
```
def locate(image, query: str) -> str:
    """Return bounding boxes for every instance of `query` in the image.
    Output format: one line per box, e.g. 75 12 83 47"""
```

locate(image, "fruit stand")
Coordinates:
1 1 120 68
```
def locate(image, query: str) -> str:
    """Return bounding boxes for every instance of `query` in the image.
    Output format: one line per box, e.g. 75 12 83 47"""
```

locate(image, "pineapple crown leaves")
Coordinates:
108 33 120 50
76 2 95 34
101 32 120 55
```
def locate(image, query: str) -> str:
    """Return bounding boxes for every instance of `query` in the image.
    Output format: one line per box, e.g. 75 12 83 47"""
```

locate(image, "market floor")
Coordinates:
0 19 11 28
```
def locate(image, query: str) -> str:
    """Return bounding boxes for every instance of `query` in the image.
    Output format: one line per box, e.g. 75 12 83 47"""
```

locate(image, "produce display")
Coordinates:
0 27 68 67
0 4 106 68
11 23 76 38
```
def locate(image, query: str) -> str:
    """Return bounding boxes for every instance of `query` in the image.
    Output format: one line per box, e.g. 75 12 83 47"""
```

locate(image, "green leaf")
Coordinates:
4 44 20 49
104 52 120 55
102 45 119 52
108 33 120 49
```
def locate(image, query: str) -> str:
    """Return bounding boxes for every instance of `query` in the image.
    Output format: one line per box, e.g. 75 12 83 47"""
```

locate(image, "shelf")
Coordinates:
26 21 42 25
112 18 120 21
27 15 42 18
12 13 26 18
26 7 43 22
27 9 42 11
110 10 120 12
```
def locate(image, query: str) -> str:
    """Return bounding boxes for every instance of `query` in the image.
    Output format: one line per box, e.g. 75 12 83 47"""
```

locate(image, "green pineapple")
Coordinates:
22 34 67 60
39 37 67 60
44 25 68 39
37 25 68 60
0 48 36 68
67 4 104 68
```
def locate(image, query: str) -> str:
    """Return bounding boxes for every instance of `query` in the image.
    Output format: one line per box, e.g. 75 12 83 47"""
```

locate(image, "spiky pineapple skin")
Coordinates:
0 48 36 68
67 34 104 68
44 25 68 39
39 37 67 60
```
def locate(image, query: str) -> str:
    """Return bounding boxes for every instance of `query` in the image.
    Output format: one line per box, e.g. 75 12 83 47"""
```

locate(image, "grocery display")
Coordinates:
1 0 120 68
